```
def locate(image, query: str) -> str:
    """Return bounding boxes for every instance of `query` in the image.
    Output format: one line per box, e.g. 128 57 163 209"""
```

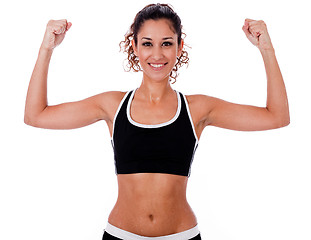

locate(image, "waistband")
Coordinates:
104 222 200 240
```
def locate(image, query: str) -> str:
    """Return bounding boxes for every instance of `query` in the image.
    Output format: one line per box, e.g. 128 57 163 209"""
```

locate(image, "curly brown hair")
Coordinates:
119 3 189 84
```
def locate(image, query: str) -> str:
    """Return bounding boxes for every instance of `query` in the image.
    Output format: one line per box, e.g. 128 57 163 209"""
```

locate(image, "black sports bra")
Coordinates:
111 89 199 177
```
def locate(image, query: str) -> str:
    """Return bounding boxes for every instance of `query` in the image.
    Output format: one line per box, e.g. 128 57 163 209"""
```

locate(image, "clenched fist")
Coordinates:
242 19 273 52
41 19 72 51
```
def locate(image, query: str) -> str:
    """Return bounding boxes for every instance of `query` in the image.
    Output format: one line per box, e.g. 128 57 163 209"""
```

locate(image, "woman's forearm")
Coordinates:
24 47 53 124
261 48 290 126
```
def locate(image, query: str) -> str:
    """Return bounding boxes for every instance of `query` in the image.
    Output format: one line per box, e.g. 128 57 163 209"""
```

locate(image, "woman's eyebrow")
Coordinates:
141 37 174 41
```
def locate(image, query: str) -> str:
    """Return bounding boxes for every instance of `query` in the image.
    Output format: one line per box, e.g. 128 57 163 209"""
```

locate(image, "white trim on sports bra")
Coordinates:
111 90 132 143
181 93 199 143
127 88 181 129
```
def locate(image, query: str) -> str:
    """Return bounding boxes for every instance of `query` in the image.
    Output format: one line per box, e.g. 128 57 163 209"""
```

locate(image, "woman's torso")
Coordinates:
108 173 197 236
103 89 205 236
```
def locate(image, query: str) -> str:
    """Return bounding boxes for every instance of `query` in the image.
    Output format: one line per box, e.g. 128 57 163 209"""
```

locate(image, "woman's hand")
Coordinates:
242 19 273 51
41 19 72 51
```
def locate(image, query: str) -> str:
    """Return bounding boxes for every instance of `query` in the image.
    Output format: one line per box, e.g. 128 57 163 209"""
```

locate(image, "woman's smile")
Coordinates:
148 62 168 71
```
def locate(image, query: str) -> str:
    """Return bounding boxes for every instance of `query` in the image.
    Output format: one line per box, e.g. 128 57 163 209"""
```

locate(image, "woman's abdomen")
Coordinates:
107 173 197 237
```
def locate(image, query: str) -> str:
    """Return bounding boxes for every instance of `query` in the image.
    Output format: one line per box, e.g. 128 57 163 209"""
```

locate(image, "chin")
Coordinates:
140 62 174 83
142 69 172 83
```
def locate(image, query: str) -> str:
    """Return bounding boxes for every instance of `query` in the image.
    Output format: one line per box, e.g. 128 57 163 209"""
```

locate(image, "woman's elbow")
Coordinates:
24 115 34 127
24 114 40 128
282 117 290 127
273 114 290 129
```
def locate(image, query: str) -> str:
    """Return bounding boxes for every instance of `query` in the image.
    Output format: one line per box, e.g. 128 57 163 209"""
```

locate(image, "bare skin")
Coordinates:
24 18 289 236
109 174 197 236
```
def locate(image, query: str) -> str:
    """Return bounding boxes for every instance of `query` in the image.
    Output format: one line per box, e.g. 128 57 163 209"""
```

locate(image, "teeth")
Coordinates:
150 63 164 68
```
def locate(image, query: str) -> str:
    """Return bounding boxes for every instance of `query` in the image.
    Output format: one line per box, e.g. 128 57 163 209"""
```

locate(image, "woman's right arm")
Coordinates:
24 19 113 129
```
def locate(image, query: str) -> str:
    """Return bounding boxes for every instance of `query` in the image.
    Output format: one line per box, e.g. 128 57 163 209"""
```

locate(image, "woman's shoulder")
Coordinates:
95 90 129 122
182 93 216 125
182 93 214 106
98 90 128 102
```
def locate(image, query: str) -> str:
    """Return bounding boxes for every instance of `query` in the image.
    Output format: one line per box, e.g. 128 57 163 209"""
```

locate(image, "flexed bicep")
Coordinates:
26 93 105 129
206 96 288 131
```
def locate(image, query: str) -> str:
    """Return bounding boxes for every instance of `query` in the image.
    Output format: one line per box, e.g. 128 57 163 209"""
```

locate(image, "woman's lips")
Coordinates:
148 62 168 71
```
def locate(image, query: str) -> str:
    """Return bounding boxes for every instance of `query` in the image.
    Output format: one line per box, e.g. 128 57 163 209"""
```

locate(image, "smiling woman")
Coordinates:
119 4 189 83
24 2 289 240
131 19 184 83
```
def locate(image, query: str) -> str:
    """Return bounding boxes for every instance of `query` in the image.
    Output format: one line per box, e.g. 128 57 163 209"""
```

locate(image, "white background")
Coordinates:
1 0 310 239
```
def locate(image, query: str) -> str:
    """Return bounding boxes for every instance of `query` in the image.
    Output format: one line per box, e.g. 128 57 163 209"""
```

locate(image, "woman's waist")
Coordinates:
115 173 190 212
108 173 196 236
112 191 191 212
116 173 188 197
108 199 197 237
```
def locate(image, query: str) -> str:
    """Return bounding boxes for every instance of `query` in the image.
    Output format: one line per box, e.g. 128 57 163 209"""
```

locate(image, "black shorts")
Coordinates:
102 222 201 240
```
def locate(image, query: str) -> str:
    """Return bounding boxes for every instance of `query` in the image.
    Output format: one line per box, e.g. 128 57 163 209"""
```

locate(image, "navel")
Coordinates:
148 214 154 222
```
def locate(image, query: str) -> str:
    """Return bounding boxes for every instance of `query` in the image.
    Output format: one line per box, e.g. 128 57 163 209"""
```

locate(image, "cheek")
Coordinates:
136 48 150 60
168 49 178 63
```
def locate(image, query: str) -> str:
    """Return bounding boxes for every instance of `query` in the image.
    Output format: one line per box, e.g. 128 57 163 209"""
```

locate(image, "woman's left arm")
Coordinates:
197 19 290 131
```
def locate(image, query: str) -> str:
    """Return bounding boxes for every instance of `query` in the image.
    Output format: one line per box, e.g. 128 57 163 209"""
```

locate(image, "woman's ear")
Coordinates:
131 39 138 56
177 39 184 58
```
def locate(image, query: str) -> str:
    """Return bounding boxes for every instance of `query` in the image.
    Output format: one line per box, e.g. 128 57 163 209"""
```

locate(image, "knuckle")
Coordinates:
47 19 54 26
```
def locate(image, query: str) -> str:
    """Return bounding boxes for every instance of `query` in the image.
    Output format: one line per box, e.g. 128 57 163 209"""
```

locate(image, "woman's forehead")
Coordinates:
138 19 177 39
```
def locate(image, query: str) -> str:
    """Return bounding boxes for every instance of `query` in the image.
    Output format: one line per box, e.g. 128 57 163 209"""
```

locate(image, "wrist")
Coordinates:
37 46 54 64
39 45 54 55
259 47 275 57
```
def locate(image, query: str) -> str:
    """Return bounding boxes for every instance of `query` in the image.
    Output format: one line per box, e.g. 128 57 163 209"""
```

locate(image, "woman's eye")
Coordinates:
142 42 152 47
162 42 173 46
141 42 172 47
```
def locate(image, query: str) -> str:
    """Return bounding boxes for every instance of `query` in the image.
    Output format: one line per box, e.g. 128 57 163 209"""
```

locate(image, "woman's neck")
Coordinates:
137 76 174 104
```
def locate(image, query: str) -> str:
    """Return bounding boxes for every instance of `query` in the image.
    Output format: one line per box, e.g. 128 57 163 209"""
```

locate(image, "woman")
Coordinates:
24 3 290 240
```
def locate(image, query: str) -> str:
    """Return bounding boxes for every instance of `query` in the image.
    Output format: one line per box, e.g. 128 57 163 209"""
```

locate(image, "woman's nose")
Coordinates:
151 46 163 60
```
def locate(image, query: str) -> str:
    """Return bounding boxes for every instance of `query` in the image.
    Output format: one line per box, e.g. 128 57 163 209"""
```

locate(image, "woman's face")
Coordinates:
133 19 183 82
